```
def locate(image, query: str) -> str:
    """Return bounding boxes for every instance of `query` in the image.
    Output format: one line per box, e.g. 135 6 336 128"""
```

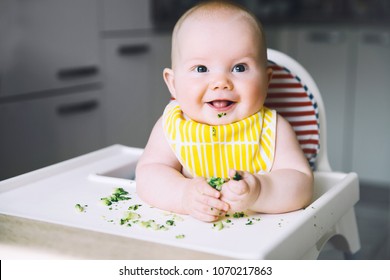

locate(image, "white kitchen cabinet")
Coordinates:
0 0 101 97
99 0 152 32
351 28 390 183
285 27 354 172
0 90 105 181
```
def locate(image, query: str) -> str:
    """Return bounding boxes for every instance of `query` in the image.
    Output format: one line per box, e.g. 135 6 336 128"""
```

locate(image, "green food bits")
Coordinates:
75 203 86 212
100 187 131 206
207 177 226 191
233 211 246 218
213 221 224 231
232 171 242 181
128 204 142 211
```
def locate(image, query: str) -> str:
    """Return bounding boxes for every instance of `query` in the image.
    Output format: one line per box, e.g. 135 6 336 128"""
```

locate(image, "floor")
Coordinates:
319 181 390 260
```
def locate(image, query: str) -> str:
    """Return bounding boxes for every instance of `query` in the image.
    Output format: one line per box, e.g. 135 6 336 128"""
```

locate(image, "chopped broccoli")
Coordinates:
232 171 242 181
138 219 168 231
75 204 86 212
128 204 142 211
124 211 141 221
114 187 128 196
213 220 224 231
233 211 246 218
100 187 131 207
120 211 141 226
176 234 185 239
101 198 112 206
207 177 226 191
217 112 227 118
166 220 175 226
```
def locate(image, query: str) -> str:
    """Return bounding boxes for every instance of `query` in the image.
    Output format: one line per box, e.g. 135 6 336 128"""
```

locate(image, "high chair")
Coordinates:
264 48 361 258
0 49 360 260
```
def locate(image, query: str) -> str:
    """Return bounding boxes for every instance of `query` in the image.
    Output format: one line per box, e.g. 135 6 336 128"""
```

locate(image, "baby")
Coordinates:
136 1 313 222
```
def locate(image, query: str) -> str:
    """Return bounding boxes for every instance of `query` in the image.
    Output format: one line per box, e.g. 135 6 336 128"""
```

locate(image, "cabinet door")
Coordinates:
291 27 353 172
99 0 152 31
351 29 390 183
0 0 101 97
149 34 172 123
102 36 153 148
0 90 105 180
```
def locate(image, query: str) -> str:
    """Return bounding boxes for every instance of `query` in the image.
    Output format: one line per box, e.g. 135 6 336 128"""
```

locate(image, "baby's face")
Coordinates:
165 11 272 125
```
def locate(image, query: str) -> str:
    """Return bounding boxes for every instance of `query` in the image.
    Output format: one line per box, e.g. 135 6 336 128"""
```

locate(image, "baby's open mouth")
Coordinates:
207 100 235 110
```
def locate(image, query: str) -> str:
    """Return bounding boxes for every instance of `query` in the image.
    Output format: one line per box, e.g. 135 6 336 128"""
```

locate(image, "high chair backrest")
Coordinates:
265 49 331 171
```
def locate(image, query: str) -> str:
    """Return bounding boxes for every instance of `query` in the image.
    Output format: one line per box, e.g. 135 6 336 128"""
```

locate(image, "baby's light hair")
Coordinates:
170 0 268 69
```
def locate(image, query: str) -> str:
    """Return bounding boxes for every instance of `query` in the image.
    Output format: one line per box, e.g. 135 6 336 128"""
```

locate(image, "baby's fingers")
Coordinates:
225 181 248 196
191 196 229 222
196 182 221 198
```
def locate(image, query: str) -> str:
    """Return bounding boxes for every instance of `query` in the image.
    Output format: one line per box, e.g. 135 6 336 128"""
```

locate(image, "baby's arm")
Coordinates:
136 117 229 222
221 115 313 213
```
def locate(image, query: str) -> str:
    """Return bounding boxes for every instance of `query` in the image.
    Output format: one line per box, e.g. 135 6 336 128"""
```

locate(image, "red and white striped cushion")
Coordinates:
264 61 320 170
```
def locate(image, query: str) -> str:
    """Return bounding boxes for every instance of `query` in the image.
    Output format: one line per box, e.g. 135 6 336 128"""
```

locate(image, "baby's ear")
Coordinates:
266 66 273 84
163 68 177 99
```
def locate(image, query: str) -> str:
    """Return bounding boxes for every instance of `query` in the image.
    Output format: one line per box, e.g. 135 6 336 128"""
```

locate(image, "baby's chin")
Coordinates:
187 105 262 126
190 114 246 126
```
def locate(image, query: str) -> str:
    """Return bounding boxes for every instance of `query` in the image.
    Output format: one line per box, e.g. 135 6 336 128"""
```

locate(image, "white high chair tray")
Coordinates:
0 145 359 259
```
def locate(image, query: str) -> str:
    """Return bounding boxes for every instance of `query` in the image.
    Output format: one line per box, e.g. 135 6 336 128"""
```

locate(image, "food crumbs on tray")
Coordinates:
128 204 142 211
75 186 262 237
120 211 141 226
213 220 224 231
100 187 131 206
233 211 246 218
75 203 87 213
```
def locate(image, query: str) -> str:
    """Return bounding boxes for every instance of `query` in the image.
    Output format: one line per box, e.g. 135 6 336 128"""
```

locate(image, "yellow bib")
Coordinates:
163 101 276 178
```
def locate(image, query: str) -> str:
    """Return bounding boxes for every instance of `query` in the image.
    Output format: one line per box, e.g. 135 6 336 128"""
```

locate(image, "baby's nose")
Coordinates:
210 74 233 91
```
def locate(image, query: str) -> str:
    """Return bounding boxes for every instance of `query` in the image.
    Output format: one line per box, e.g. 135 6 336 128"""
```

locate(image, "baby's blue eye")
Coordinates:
232 64 247 72
195 65 208 73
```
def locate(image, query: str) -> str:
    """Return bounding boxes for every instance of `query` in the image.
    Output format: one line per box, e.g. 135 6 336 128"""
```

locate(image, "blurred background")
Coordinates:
0 0 389 259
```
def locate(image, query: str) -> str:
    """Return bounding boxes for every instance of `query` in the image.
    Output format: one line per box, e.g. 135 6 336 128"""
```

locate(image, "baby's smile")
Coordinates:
206 100 236 111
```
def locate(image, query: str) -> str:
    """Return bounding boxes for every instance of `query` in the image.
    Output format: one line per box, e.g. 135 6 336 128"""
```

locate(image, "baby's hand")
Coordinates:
220 170 261 212
182 177 229 222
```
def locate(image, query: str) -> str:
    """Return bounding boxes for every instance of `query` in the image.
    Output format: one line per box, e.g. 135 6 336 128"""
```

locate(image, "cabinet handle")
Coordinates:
117 44 150 56
57 99 99 116
57 65 99 80
307 31 345 44
362 33 390 46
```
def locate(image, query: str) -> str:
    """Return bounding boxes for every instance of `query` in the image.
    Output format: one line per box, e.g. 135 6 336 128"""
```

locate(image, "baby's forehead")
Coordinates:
171 4 266 67
178 7 259 34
